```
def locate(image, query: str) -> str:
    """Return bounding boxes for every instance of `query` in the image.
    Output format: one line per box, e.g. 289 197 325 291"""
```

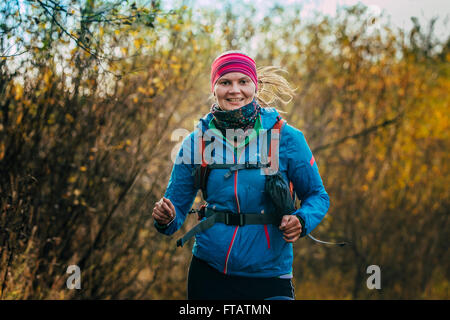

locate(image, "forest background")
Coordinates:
0 0 448 299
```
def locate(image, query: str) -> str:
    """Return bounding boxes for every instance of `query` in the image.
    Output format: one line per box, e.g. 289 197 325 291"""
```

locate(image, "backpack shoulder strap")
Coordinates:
265 115 284 175
268 116 296 204
272 115 285 131
196 116 290 200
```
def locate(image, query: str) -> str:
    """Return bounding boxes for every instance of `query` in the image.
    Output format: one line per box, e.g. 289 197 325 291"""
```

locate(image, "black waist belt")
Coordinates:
176 208 281 247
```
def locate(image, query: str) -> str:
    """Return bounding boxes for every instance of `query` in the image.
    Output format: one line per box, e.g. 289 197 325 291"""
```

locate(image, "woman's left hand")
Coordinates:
279 215 302 243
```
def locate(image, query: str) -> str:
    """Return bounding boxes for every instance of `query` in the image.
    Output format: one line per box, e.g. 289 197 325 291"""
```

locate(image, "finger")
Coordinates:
155 215 172 225
283 230 300 238
280 218 297 230
153 206 166 216
156 201 169 214
285 217 302 231
161 202 174 216
279 216 291 230
283 224 300 234
153 214 170 225
153 214 171 225
153 208 171 223
163 197 176 212
283 225 301 234
283 229 300 240
283 235 299 243
282 222 297 232
286 215 300 226
283 223 300 234
162 199 172 212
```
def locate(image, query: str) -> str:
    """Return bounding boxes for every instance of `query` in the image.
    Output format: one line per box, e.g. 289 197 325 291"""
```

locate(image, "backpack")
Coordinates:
177 116 297 247
176 116 347 248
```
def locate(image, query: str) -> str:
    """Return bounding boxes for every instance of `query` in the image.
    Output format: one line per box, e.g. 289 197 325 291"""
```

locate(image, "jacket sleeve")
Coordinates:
153 131 199 236
285 126 329 236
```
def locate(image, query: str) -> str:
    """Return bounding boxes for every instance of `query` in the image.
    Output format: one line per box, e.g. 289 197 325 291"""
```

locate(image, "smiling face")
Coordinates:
213 72 256 111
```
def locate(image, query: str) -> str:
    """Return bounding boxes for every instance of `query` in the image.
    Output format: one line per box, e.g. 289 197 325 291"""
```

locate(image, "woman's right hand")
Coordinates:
152 197 176 226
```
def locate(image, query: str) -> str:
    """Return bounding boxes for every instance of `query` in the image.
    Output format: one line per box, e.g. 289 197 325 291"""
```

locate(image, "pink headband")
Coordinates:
210 52 258 92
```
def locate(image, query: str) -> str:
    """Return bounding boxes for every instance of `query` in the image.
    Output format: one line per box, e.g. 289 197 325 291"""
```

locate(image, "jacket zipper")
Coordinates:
223 125 273 272
223 148 243 274
264 225 270 249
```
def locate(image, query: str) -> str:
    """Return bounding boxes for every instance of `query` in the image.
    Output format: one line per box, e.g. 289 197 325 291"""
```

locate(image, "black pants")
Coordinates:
187 255 295 300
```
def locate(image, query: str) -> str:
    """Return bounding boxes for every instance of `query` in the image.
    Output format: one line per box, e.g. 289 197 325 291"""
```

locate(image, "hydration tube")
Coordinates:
307 234 348 246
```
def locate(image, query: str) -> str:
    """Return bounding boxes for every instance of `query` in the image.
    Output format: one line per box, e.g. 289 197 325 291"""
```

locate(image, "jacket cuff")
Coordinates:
295 215 306 237
154 217 175 230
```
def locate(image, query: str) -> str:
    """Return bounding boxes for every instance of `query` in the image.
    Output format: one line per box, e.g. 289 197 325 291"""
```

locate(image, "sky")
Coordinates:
169 0 450 40
299 0 449 38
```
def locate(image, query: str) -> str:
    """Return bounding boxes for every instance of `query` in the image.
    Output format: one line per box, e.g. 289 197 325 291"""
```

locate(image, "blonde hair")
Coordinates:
255 66 296 110
209 64 297 111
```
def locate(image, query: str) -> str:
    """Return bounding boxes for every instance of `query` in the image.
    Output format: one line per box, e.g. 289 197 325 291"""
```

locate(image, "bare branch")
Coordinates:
313 113 403 153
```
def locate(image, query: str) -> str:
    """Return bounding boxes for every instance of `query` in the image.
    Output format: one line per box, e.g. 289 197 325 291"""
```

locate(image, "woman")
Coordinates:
152 51 329 300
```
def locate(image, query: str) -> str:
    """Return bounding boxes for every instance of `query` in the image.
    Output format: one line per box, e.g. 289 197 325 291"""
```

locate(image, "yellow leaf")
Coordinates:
137 87 146 94
47 114 55 125
80 166 87 172
14 84 23 100
156 17 167 24
16 113 23 125
0 142 4 161
42 70 52 88
366 168 375 181
134 38 143 49
65 113 74 123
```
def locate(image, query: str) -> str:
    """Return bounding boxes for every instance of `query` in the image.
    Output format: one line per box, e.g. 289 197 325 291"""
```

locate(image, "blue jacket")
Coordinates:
155 107 329 277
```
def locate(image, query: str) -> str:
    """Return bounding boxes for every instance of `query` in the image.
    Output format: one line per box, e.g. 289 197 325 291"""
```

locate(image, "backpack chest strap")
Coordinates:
208 162 271 178
176 208 280 247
